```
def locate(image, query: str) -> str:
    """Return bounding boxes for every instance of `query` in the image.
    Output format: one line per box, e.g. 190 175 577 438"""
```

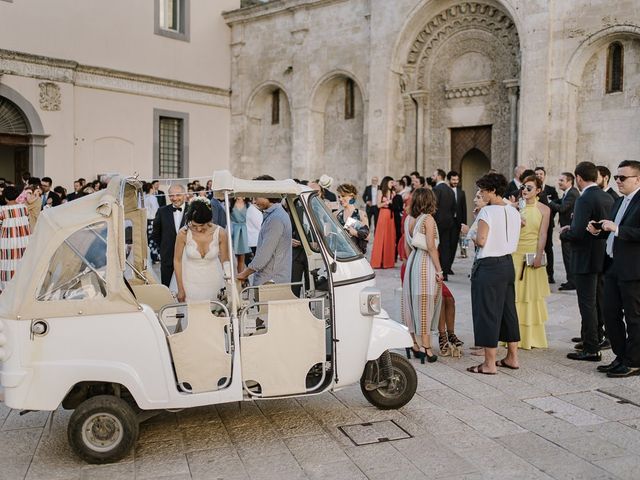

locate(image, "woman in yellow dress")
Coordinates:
513 174 551 349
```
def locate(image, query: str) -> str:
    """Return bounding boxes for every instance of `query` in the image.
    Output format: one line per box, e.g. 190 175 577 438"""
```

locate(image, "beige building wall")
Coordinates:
0 0 237 188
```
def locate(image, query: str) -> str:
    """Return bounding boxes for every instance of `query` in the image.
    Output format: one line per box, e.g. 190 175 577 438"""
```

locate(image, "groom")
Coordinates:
152 184 187 287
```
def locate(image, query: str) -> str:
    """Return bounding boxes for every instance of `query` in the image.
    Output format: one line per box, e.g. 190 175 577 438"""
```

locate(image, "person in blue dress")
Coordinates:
231 197 251 272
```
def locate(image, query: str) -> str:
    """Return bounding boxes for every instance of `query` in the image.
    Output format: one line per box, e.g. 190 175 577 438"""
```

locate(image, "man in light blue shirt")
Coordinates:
236 176 292 285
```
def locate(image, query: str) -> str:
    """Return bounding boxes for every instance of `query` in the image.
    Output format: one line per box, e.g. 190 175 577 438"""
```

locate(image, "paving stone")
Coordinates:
549 431 629 461
593 455 640 480
284 434 350 467
343 442 409 476
266 411 325 438
390 436 477 477
2 410 50 431
0 403 10 427
479 398 550 424
559 390 640 421
181 423 232 452
449 405 526 438
0 455 32 480
517 416 585 442
79 461 135 480
0 427 42 457
134 439 190 480
524 396 608 426
302 459 366 480
174 405 220 427
241 451 306 480
186 446 249 480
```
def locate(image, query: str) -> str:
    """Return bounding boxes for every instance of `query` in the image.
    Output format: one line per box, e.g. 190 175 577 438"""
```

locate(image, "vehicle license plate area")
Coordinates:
338 420 412 446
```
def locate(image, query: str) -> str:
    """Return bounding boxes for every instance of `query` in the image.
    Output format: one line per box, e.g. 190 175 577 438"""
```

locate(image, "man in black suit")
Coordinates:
362 176 379 228
40 177 61 207
432 168 456 280
590 160 640 377
535 167 559 283
66 179 84 202
561 162 614 362
152 184 187 287
596 166 620 202
550 172 580 290
447 170 466 272
504 165 526 199
152 180 167 207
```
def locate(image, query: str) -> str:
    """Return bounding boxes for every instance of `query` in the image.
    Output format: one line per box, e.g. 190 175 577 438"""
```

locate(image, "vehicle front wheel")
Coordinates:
360 351 417 410
68 395 139 464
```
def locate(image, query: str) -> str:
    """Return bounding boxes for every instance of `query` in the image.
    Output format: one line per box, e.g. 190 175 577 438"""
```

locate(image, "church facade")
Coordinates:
225 0 640 196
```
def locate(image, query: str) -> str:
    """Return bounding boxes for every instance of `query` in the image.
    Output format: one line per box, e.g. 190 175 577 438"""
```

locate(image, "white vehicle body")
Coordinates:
0 172 415 463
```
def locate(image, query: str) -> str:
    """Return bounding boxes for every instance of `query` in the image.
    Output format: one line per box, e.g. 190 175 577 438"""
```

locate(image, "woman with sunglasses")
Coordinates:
174 197 230 302
512 174 551 350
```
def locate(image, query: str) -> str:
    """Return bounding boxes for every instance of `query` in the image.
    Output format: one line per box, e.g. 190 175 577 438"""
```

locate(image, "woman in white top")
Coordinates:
468 173 522 375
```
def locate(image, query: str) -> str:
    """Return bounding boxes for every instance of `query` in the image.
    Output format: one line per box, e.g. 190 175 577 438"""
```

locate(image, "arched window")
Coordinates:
606 42 624 93
344 78 355 120
271 89 280 125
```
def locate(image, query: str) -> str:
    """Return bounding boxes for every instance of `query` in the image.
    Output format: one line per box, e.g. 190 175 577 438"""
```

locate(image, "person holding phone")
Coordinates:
560 162 613 361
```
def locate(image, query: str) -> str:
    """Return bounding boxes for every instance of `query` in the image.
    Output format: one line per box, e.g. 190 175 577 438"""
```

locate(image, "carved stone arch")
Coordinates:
0 84 47 177
404 2 520 91
309 71 366 186
242 82 292 179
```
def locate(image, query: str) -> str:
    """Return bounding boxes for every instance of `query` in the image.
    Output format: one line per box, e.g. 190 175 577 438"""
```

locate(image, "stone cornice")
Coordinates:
445 80 493 99
0 49 230 108
223 0 348 25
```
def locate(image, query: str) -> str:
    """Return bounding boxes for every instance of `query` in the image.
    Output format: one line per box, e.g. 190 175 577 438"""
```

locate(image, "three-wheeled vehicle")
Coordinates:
0 172 416 463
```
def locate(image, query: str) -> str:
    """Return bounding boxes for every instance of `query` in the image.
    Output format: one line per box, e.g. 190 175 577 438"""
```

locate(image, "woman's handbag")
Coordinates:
410 216 429 250
525 252 547 267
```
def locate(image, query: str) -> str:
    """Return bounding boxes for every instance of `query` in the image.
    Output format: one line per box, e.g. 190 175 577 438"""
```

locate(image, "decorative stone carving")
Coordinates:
405 2 520 91
445 81 492 99
38 82 61 111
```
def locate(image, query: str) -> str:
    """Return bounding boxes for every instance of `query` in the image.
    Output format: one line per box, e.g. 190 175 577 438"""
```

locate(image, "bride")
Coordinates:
174 197 230 302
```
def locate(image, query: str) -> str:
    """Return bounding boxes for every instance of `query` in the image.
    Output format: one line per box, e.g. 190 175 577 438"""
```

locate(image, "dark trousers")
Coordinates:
449 222 462 271
291 247 308 297
545 227 554 280
561 239 574 286
471 255 520 347
574 273 606 353
604 272 640 367
438 226 454 275
160 263 174 288
366 206 378 230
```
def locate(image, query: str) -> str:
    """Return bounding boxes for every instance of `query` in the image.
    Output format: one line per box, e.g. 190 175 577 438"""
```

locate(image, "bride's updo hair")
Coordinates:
186 197 213 224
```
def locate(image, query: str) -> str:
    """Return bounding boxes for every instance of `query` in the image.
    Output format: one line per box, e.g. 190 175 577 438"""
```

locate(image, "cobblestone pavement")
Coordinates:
3 246 640 479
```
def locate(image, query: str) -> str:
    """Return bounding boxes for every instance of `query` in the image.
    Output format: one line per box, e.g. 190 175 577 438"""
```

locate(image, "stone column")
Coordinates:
504 79 520 169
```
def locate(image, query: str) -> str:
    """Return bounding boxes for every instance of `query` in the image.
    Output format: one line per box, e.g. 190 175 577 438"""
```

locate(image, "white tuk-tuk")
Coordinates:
0 173 416 464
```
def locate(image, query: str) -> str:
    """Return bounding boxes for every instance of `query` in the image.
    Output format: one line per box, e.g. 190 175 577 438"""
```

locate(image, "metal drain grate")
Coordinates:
338 420 412 446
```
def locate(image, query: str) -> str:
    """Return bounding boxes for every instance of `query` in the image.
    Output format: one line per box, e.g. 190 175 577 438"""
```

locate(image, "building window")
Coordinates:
154 110 189 179
271 89 280 125
606 42 624 93
155 0 190 42
345 78 355 120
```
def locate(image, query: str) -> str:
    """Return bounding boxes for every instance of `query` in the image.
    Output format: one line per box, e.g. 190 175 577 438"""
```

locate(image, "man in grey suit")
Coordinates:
550 172 580 291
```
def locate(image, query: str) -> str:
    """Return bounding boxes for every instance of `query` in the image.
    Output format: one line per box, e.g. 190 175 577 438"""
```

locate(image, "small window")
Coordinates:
38 222 109 301
271 89 280 125
606 42 624 93
159 117 183 178
155 0 190 41
345 78 355 120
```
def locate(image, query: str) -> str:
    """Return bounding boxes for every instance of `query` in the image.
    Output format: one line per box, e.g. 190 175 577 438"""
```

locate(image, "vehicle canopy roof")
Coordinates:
0 176 142 320
211 170 311 199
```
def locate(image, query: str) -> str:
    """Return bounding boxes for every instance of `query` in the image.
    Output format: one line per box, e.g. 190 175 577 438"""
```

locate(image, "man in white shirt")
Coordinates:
152 184 187 287
362 176 379 228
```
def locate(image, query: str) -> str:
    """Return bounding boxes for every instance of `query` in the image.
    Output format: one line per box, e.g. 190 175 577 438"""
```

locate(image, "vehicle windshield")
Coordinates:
308 195 361 261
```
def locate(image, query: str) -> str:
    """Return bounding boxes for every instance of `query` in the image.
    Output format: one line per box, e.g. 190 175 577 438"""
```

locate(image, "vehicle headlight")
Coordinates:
360 287 381 316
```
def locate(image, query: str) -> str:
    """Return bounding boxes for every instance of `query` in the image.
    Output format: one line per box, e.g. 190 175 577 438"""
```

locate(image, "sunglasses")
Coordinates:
614 175 639 182
520 185 536 192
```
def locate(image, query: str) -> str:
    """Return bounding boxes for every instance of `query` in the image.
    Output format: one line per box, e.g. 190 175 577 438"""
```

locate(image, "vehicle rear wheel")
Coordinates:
68 395 139 464
360 352 417 410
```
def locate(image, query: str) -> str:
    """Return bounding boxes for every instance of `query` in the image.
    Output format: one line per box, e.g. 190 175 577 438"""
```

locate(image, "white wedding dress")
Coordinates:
182 227 225 302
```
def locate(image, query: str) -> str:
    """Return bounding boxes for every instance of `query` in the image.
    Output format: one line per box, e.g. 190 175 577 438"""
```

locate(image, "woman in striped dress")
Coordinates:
0 186 31 292
402 188 444 363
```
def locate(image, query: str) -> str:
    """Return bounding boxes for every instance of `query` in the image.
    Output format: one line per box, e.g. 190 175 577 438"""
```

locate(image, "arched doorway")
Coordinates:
461 148 491 220
0 97 31 183
0 85 47 179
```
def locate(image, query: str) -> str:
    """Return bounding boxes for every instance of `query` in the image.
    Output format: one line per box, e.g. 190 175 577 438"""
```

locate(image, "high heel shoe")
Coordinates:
424 347 438 363
439 332 451 357
405 346 426 364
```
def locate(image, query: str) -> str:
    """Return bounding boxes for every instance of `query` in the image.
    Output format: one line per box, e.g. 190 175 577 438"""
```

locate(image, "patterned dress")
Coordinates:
401 214 442 337
0 204 31 292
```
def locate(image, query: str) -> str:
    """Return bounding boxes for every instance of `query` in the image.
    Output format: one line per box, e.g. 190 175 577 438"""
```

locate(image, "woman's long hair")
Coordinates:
380 176 394 197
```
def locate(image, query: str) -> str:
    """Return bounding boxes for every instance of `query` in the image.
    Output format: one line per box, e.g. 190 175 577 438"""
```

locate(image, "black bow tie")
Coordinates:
172 206 183 212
